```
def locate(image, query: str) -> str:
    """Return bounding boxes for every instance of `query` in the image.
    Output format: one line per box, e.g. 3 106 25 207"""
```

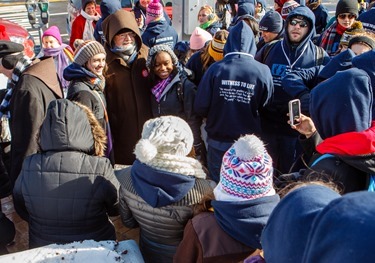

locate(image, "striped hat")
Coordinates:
146 0 164 25
214 134 275 201
74 40 106 66
208 30 228 61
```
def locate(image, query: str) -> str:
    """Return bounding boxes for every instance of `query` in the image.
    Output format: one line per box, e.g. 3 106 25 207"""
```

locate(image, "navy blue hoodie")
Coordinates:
352 50 375 92
94 0 121 44
358 7 375 34
141 19 178 49
255 6 330 136
194 21 274 143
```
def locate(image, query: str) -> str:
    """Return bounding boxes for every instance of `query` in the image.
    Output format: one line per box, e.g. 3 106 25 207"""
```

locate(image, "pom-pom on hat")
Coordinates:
208 30 228 61
336 0 358 17
146 0 164 25
213 134 275 202
146 44 178 70
340 21 365 47
42 26 62 45
259 10 283 33
134 116 194 163
189 27 213 50
74 40 106 66
0 25 10 40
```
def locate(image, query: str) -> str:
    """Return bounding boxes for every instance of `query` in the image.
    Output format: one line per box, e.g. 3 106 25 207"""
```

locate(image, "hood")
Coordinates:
318 48 356 80
224 20 257 56
102 9 142 50
144 19 168 34
39 99 94 153
310 68 373 139
303 191 375 263
284 6 316 46
352 50 375 90
212 194 280 249
237 2 255 16
63 62 96 81
100 0 121 19
131 160 196 208
262 185 340 263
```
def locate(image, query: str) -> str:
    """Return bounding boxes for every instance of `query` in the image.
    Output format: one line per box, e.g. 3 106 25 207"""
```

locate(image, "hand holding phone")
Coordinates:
288 99 301 126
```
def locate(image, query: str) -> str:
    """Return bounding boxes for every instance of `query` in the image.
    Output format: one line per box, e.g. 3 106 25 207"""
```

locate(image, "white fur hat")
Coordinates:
134 116 193 163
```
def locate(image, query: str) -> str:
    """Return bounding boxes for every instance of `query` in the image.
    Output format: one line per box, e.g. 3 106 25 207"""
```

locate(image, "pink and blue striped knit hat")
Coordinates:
146 0 164 25
213 135 275 201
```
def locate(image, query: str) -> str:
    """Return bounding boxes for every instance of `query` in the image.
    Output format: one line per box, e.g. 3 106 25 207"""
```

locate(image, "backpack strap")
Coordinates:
315 46 325 66
262 39 281 63
311 153 335 167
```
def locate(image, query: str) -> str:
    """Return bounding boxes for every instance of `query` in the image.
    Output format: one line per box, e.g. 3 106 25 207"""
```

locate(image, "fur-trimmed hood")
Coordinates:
39 99 106 156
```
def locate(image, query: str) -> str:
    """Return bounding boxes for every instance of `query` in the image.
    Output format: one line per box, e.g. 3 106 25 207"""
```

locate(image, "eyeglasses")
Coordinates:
338 13 356 19
115 32 136 39
289 19 309 28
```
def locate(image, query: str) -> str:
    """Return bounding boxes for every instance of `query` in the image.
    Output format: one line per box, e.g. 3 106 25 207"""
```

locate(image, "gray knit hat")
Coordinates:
74 40 106 66
146 44 178 70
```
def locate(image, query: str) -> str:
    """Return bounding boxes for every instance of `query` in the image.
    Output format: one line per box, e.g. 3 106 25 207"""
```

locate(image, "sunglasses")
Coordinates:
338 13 356 19
289 19 309 28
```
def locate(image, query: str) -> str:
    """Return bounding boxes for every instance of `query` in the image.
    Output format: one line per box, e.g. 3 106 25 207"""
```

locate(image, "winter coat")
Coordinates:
94 0 121 44
194 21 273 145
117 162 215 263
312 3 330 35
151 71 202 146
174 195 279 263
352 49 375 90
9 57 63 185
69 14 98 49
102 10 153 165
13 99 120 248
142 19 178 49
185 51 205 86
133 1 171 33
358 7 375 34
255 6 330 136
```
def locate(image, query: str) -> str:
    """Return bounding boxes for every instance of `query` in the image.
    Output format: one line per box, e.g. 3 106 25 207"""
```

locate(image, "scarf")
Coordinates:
199 19 215 30
110 43 138 65
80 10 101 41
145 153 207 179
319 21 346 56
0 56 33 118
43 44 73 92
151 74 173 102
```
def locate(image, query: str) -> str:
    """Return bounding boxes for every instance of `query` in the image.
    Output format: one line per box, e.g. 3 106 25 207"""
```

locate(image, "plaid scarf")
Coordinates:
320 21 346 56
0 56 33 118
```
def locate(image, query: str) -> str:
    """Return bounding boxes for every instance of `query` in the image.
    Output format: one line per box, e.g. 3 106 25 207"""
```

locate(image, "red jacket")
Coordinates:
69 14 97 50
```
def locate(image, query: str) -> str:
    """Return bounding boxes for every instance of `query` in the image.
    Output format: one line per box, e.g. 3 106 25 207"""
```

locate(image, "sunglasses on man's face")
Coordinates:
338 13 356 19
289 19 309 28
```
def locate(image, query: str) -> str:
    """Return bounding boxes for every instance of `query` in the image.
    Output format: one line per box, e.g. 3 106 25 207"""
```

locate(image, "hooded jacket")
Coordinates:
194 21 274 144
13 99 120 248
102 10 153 165
255 6 330 136
117 163 215 263
352 50 375 91
262 185 340 263
303 191 375 263
142 19 178 49
94 0 121 44
358 7 375 34
9 57 63 185
302 68 375 193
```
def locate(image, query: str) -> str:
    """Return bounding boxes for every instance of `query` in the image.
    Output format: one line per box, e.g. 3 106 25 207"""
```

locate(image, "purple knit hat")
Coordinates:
214 134 275 201
42 26 62 45
146 0 164 25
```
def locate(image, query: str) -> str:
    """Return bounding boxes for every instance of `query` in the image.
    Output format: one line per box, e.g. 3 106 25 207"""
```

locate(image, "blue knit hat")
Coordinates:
259 10 283 33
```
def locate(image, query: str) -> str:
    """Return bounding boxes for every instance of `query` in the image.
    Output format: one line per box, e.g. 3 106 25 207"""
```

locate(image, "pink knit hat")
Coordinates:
189 27 213 50
42 26 62 45
146 0 164 25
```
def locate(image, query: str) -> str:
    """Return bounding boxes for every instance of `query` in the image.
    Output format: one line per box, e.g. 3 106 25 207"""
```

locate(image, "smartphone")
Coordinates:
288 99 301 126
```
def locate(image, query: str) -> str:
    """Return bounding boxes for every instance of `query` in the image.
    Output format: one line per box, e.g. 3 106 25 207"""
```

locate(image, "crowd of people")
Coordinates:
0 0 375 261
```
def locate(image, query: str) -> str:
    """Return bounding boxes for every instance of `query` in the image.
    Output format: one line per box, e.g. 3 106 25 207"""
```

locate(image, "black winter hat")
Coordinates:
259 10 284 33
0 40 24 69
348 35 375 49
335 0 358 17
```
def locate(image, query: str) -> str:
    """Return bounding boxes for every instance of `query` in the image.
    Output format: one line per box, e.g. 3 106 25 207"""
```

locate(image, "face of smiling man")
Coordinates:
287 16 310 44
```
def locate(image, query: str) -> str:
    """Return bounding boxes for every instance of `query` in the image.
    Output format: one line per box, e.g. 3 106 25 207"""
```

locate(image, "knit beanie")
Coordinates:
281 0 300 19
0 25 10 41
82 0 96 10
335 0 359 17
146 44 178 70
259 10 283 33
146 0 164 25
42 26 62 45
340 21 365 47
189 27 213 50
134 116 194 163
74 40 106 66
213 135 275 202
348 35 375 49
208 30 228 61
